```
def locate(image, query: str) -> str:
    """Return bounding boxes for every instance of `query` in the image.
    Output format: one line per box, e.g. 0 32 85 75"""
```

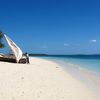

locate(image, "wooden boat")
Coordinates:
0 54 27 64
0 34 27 64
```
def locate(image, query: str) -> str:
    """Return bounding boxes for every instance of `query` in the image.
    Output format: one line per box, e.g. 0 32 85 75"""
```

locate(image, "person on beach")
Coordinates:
25 52 30 64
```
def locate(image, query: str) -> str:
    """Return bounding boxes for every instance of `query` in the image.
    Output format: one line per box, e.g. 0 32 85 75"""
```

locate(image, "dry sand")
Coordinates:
0 57 99 100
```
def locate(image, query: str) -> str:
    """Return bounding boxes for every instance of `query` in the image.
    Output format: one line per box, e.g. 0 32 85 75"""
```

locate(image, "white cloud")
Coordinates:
64 43 70 46
90 39 97 43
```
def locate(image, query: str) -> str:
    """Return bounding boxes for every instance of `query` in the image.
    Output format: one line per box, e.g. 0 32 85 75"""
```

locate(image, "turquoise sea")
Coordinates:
34 55 100 75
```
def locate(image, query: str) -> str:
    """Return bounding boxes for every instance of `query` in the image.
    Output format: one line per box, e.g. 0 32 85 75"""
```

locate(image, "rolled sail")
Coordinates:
4 34 23 63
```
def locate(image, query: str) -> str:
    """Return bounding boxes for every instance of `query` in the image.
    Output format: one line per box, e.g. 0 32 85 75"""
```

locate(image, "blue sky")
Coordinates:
0 0 100 54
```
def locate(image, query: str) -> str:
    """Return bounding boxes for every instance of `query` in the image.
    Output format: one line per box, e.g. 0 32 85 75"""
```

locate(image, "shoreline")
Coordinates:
37 56 100 75
0 57 99 100
40 57 100 96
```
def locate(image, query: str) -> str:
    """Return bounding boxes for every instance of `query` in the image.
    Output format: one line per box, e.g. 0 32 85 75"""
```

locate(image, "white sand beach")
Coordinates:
0 57 99 100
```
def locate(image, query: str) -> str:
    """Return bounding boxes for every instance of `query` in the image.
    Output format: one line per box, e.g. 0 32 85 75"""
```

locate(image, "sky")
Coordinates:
0 0 100 54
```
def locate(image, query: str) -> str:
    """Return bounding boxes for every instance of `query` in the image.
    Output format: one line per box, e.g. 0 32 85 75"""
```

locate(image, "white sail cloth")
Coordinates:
4 34 23 63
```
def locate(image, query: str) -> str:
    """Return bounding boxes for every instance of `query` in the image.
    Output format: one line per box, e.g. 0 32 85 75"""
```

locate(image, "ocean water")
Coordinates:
35 55 100 75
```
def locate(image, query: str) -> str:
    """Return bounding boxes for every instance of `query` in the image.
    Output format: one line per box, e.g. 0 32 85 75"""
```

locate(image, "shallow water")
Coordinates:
35 55 100 75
